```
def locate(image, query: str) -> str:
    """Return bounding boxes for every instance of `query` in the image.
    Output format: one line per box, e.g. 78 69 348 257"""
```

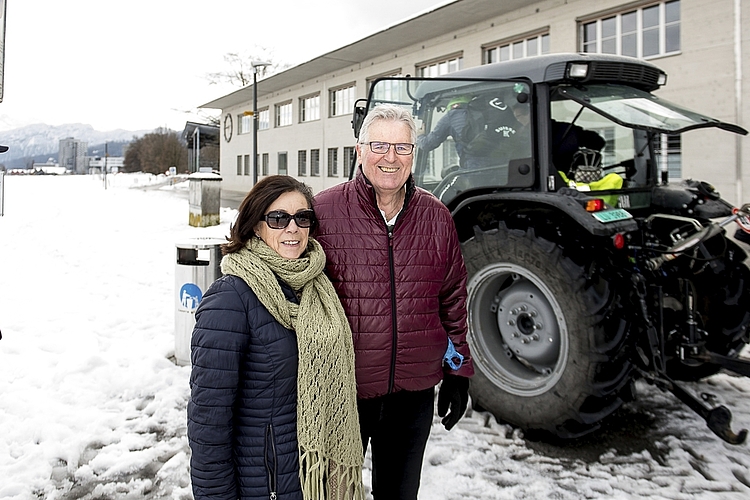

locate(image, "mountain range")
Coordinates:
0 123 154 169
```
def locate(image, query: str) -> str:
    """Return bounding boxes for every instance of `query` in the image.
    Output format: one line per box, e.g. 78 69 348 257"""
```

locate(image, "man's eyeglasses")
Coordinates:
364 141 415 155
263 209 316 229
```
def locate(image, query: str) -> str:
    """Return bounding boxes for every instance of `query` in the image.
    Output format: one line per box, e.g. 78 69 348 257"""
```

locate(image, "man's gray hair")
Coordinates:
359 103 417 144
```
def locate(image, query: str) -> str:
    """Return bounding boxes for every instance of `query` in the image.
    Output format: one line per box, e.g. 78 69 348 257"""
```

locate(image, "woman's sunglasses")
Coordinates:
263 209 316 229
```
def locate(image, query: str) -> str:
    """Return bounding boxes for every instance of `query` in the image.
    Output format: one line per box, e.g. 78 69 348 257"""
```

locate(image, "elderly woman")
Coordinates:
188 175 364 500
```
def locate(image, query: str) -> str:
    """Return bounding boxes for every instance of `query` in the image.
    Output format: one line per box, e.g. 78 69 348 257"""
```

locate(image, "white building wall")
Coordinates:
215 0 748 203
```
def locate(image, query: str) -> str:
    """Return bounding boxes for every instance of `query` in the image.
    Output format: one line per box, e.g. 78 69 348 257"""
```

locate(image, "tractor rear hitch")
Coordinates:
644 369 748 445
667 376 747 445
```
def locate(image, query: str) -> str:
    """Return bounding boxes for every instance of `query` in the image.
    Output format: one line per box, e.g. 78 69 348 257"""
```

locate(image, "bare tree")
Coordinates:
174 46 289 128
205 45 289 89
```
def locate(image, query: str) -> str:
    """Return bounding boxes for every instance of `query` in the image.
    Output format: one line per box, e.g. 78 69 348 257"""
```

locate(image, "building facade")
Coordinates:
58 137 88 174
202 0 749 205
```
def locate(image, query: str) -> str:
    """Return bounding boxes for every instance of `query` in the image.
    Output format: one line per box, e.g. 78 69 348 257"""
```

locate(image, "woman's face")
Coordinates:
254 190 311 259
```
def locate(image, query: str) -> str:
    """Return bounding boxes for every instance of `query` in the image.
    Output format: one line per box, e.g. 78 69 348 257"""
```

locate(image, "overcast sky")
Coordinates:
0 0 449 133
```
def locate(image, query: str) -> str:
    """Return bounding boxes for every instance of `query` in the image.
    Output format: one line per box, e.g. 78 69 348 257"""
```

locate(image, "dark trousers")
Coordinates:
358 388 434 500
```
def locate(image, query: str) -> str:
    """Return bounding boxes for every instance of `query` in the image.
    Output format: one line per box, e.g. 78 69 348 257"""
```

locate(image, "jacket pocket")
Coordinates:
264 423 278 500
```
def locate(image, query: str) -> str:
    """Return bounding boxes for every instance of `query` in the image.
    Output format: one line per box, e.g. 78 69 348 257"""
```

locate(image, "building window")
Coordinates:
417 55 463 76
262 153 269 176
300 94 320 122
244 154 250 176
581 1 680 59
343 146 356 178
327 148 338 177
278 152 288 175
275 102 293 127
238 113 252 135
298 150 307 176
367 71 402 98
310 149 320 176
330 85 356 117
655 134 682 179
236 155 242 175
484 33 550 64
258 108 270 130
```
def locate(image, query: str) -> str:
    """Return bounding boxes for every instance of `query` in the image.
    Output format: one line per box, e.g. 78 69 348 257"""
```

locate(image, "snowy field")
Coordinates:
1 174 750 499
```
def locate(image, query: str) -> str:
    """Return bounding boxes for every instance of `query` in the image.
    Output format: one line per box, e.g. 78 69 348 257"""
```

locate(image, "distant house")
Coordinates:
88 156 124 174
34 158 66 175
182 122 219 174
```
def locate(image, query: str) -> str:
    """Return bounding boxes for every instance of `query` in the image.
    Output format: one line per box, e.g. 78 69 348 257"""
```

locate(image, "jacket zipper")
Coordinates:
265 423 278 500
387 225 398 394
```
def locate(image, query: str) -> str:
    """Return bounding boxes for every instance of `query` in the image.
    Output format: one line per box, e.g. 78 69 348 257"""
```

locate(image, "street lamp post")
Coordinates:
252 60 271 186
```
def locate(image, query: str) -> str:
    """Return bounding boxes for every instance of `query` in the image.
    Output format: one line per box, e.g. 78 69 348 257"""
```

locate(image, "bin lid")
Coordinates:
176 237 226 250
188 172 222 181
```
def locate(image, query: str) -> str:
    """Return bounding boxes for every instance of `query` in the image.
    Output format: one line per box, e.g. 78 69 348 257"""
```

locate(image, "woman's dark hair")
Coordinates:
223 175 315 254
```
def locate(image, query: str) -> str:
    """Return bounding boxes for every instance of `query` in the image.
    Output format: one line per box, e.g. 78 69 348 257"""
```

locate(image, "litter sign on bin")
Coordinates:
174 238 224 366
179 283 203 311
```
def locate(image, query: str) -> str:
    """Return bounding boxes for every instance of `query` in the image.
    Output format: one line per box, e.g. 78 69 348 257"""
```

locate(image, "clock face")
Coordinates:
224 114 233 142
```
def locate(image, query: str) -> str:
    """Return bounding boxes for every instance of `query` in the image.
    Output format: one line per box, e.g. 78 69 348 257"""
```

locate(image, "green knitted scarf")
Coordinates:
221 236 364 500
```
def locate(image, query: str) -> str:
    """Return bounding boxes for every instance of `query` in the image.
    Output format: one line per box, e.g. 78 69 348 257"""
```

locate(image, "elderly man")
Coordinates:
314 103 474 500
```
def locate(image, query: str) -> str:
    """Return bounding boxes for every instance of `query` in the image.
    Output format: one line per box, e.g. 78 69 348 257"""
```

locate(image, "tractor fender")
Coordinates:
451 191 638 237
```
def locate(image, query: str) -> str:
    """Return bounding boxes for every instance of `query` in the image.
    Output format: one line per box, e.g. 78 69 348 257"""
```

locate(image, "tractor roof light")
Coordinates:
657 72 668 86
569 63 589 79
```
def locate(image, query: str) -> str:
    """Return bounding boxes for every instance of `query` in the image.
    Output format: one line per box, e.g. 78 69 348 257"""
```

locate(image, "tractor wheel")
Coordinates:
462 224 633 439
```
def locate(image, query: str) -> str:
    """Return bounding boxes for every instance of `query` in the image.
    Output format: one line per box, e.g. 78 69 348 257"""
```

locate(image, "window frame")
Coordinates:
298 150 307 177
262 153 269 176
278 152 288 175
310 149 320 177
483 31 550 64
258 108 270 131
330 84 356 117
299 93 321 123
416 53 464 77
238 113 252 135
579 0 681 60
327 147 338 177
275 101 293 128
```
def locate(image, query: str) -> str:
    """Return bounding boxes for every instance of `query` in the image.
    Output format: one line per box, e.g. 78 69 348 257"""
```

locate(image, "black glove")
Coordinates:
437 374 469 431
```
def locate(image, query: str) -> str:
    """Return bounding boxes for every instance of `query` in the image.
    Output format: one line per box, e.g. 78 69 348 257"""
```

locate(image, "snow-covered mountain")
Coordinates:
0 123 153 164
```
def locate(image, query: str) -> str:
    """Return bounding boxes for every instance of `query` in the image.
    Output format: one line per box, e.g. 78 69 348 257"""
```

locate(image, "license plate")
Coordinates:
592 208 633 223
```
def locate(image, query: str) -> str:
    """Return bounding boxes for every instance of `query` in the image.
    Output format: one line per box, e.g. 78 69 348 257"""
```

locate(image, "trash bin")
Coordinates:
174 238 225 366
188 170 222 227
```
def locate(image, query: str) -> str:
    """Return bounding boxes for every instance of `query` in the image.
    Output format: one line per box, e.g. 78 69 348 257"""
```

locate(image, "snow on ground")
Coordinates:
1 174 749 499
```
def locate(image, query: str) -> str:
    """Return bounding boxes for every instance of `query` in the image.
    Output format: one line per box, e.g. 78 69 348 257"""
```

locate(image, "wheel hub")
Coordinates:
496 281 560 367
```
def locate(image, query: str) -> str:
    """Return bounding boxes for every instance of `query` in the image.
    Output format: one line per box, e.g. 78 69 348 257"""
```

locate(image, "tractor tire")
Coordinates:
462 224 633 439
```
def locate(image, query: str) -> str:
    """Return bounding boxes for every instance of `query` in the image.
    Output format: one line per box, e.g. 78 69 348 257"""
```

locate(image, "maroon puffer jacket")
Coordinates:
314 171 474 399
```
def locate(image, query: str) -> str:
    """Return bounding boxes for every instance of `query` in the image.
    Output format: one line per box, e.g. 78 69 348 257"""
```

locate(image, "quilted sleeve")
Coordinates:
438 209 475 378
187 277 249 500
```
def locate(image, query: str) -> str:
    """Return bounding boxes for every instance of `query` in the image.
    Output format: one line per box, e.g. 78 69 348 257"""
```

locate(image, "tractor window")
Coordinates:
551 98 650 192
412 80 534 204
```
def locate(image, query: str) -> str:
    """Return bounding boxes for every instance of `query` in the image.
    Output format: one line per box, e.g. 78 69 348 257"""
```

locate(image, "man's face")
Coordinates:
357 120 413 196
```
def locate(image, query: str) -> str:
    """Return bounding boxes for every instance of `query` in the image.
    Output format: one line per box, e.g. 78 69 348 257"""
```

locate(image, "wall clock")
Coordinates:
223 113 233 142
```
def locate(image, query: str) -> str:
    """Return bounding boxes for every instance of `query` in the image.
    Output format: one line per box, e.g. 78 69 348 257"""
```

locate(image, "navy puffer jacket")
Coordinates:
314 171 473 399
187 274 303 500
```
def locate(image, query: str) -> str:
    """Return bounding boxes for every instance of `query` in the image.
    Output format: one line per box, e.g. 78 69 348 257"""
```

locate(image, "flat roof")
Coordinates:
200 0 538 110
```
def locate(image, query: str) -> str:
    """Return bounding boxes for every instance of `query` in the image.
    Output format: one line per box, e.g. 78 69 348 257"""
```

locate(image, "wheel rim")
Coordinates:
467 262 569 396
